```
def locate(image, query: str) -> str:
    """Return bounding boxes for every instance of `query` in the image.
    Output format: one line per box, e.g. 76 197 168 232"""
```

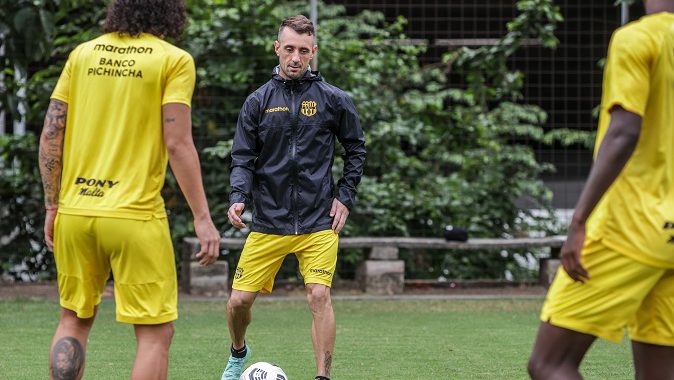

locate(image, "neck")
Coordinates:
646 1 674 14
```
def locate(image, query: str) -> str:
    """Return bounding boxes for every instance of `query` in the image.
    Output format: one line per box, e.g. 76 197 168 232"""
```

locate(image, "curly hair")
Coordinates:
103 0 187 38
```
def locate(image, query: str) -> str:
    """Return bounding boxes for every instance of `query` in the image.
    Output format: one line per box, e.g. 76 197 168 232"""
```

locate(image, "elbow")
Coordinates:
165 138 192 158
612 126 640 152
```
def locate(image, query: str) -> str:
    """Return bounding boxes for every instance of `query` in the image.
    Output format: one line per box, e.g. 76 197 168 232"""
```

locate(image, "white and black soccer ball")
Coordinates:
239 362 288 380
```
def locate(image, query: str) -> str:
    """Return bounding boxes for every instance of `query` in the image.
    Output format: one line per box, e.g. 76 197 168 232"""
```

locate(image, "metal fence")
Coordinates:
326 0 644 208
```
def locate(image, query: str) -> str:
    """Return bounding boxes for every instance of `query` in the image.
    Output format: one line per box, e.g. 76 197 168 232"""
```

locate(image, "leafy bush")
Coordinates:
0 134 53 279
1 0 582 282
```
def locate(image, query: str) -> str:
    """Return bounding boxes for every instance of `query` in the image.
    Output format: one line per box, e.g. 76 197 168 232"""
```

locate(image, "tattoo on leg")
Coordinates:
324 351 332 376
51 337 84 380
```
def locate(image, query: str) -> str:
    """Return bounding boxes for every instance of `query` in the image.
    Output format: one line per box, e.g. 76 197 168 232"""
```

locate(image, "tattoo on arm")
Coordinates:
164 117 176 123
39 99 67 208
324 351 332 376
50 336 84 380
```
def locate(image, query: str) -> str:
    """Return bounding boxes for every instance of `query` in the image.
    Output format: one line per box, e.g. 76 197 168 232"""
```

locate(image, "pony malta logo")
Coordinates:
301 100 317 117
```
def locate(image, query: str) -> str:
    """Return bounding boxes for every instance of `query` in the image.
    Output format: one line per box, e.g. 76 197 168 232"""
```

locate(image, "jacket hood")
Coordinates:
272 65 322 83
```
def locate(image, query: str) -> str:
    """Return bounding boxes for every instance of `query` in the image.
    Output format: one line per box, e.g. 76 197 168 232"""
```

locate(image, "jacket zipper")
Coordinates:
290 86 299 235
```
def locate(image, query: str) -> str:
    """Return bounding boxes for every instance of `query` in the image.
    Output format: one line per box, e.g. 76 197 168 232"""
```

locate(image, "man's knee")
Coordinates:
228 290 256 312
527 354 546 380
162 322 175 342
60 307 96 331
135 322 174 346
306 284 331 312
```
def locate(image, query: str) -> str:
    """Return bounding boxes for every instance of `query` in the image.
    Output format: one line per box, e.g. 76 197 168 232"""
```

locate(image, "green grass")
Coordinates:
0 297 633 379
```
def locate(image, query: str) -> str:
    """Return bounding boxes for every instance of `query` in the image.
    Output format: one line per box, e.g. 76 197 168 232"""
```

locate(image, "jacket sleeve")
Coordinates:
229 97 260 208
334 92 366 210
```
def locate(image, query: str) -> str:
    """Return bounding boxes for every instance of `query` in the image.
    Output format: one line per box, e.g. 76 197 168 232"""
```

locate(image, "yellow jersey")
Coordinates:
587 13 674 267
51 32 195 220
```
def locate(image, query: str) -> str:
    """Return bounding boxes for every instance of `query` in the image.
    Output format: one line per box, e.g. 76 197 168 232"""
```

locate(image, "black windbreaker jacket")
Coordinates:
229 66 366 235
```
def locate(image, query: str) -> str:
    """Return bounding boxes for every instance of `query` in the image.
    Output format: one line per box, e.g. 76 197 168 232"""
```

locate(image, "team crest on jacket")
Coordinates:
301 100 317 117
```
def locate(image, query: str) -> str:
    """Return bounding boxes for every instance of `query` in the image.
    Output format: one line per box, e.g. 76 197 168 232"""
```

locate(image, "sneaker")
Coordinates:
221 345 251 380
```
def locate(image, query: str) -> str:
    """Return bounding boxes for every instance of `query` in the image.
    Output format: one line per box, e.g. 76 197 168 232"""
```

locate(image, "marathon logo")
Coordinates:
75 177 119 198
264 106 289 113
93 44 153 55
309 268 332 276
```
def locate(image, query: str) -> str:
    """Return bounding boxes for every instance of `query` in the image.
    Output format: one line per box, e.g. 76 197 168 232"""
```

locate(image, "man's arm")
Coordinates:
331 94 366 233
163 103 220 266
561 106 641 282
228 99 260 229
38 99 67 250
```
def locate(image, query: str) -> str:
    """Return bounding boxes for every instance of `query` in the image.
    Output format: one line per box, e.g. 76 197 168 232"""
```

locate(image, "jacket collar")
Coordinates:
272 65 322 88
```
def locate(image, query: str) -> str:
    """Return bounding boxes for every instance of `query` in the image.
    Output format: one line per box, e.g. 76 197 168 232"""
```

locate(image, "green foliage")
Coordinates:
1 0 580 281
0 134 53 279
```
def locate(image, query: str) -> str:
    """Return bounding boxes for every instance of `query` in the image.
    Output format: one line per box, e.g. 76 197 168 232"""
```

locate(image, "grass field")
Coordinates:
0 297 633 379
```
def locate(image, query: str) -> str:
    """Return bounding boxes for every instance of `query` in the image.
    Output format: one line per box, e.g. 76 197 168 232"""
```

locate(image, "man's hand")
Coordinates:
44 209 58 251
194 216 220 266
228 203 247 229
560 221 590 283
330 198 349 234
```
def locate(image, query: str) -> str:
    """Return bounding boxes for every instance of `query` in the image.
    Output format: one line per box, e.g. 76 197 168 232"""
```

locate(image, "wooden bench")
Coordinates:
181 236 566 295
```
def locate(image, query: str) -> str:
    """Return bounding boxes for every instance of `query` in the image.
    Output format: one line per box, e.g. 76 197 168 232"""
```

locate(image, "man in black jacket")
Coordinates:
221 15 366 380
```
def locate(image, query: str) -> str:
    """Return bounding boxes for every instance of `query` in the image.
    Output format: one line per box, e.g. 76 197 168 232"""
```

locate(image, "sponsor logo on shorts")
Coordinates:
75 177 119 198
664 222 674 244
234 267 244 279
309 268 332 276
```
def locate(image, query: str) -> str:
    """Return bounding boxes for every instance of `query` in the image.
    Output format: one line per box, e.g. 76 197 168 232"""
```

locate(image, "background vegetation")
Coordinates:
1 0 582 281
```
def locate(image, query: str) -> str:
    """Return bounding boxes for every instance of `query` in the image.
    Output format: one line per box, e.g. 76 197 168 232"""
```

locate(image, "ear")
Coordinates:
274 40 280 56
311 44 318 59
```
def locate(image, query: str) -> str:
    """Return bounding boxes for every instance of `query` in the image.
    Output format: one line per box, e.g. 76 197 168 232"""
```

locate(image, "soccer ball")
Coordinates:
239 362 288 380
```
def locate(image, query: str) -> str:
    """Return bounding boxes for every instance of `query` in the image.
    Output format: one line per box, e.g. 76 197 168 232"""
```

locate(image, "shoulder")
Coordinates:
246 80 276 105
70 34 111 59
243 81 273 110
316 80 353 105
152 36 194 64
610 16 661 55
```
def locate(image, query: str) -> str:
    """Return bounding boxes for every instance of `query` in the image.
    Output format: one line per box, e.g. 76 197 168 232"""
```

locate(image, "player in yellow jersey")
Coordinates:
528 1 674 378
38 1 221 379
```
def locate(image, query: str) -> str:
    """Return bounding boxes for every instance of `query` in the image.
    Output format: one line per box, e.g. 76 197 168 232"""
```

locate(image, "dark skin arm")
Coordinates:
38 99 67 250
562 106 641 282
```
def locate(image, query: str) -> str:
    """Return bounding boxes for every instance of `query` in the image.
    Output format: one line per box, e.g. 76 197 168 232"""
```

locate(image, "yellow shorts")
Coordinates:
54 213 177 324
233 230 339 293
541 239 674 345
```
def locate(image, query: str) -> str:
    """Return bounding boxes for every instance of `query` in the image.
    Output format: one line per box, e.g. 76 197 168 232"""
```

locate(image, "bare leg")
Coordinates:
49 307 96 380
632 340 674 380
226 290 257 349
306 283 335 378
528 322 596 380
131 322 174 380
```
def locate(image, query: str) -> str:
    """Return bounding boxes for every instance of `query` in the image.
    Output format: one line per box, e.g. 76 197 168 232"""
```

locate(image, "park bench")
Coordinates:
181 236 566 296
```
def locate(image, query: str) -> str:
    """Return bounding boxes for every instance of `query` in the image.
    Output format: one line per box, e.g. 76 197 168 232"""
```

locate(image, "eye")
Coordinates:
300 49 310 55
285 47 293 53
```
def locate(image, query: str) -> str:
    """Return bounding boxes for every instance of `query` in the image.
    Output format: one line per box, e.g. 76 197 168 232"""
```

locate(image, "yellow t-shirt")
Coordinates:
51 32 195 220
587 13 674 268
